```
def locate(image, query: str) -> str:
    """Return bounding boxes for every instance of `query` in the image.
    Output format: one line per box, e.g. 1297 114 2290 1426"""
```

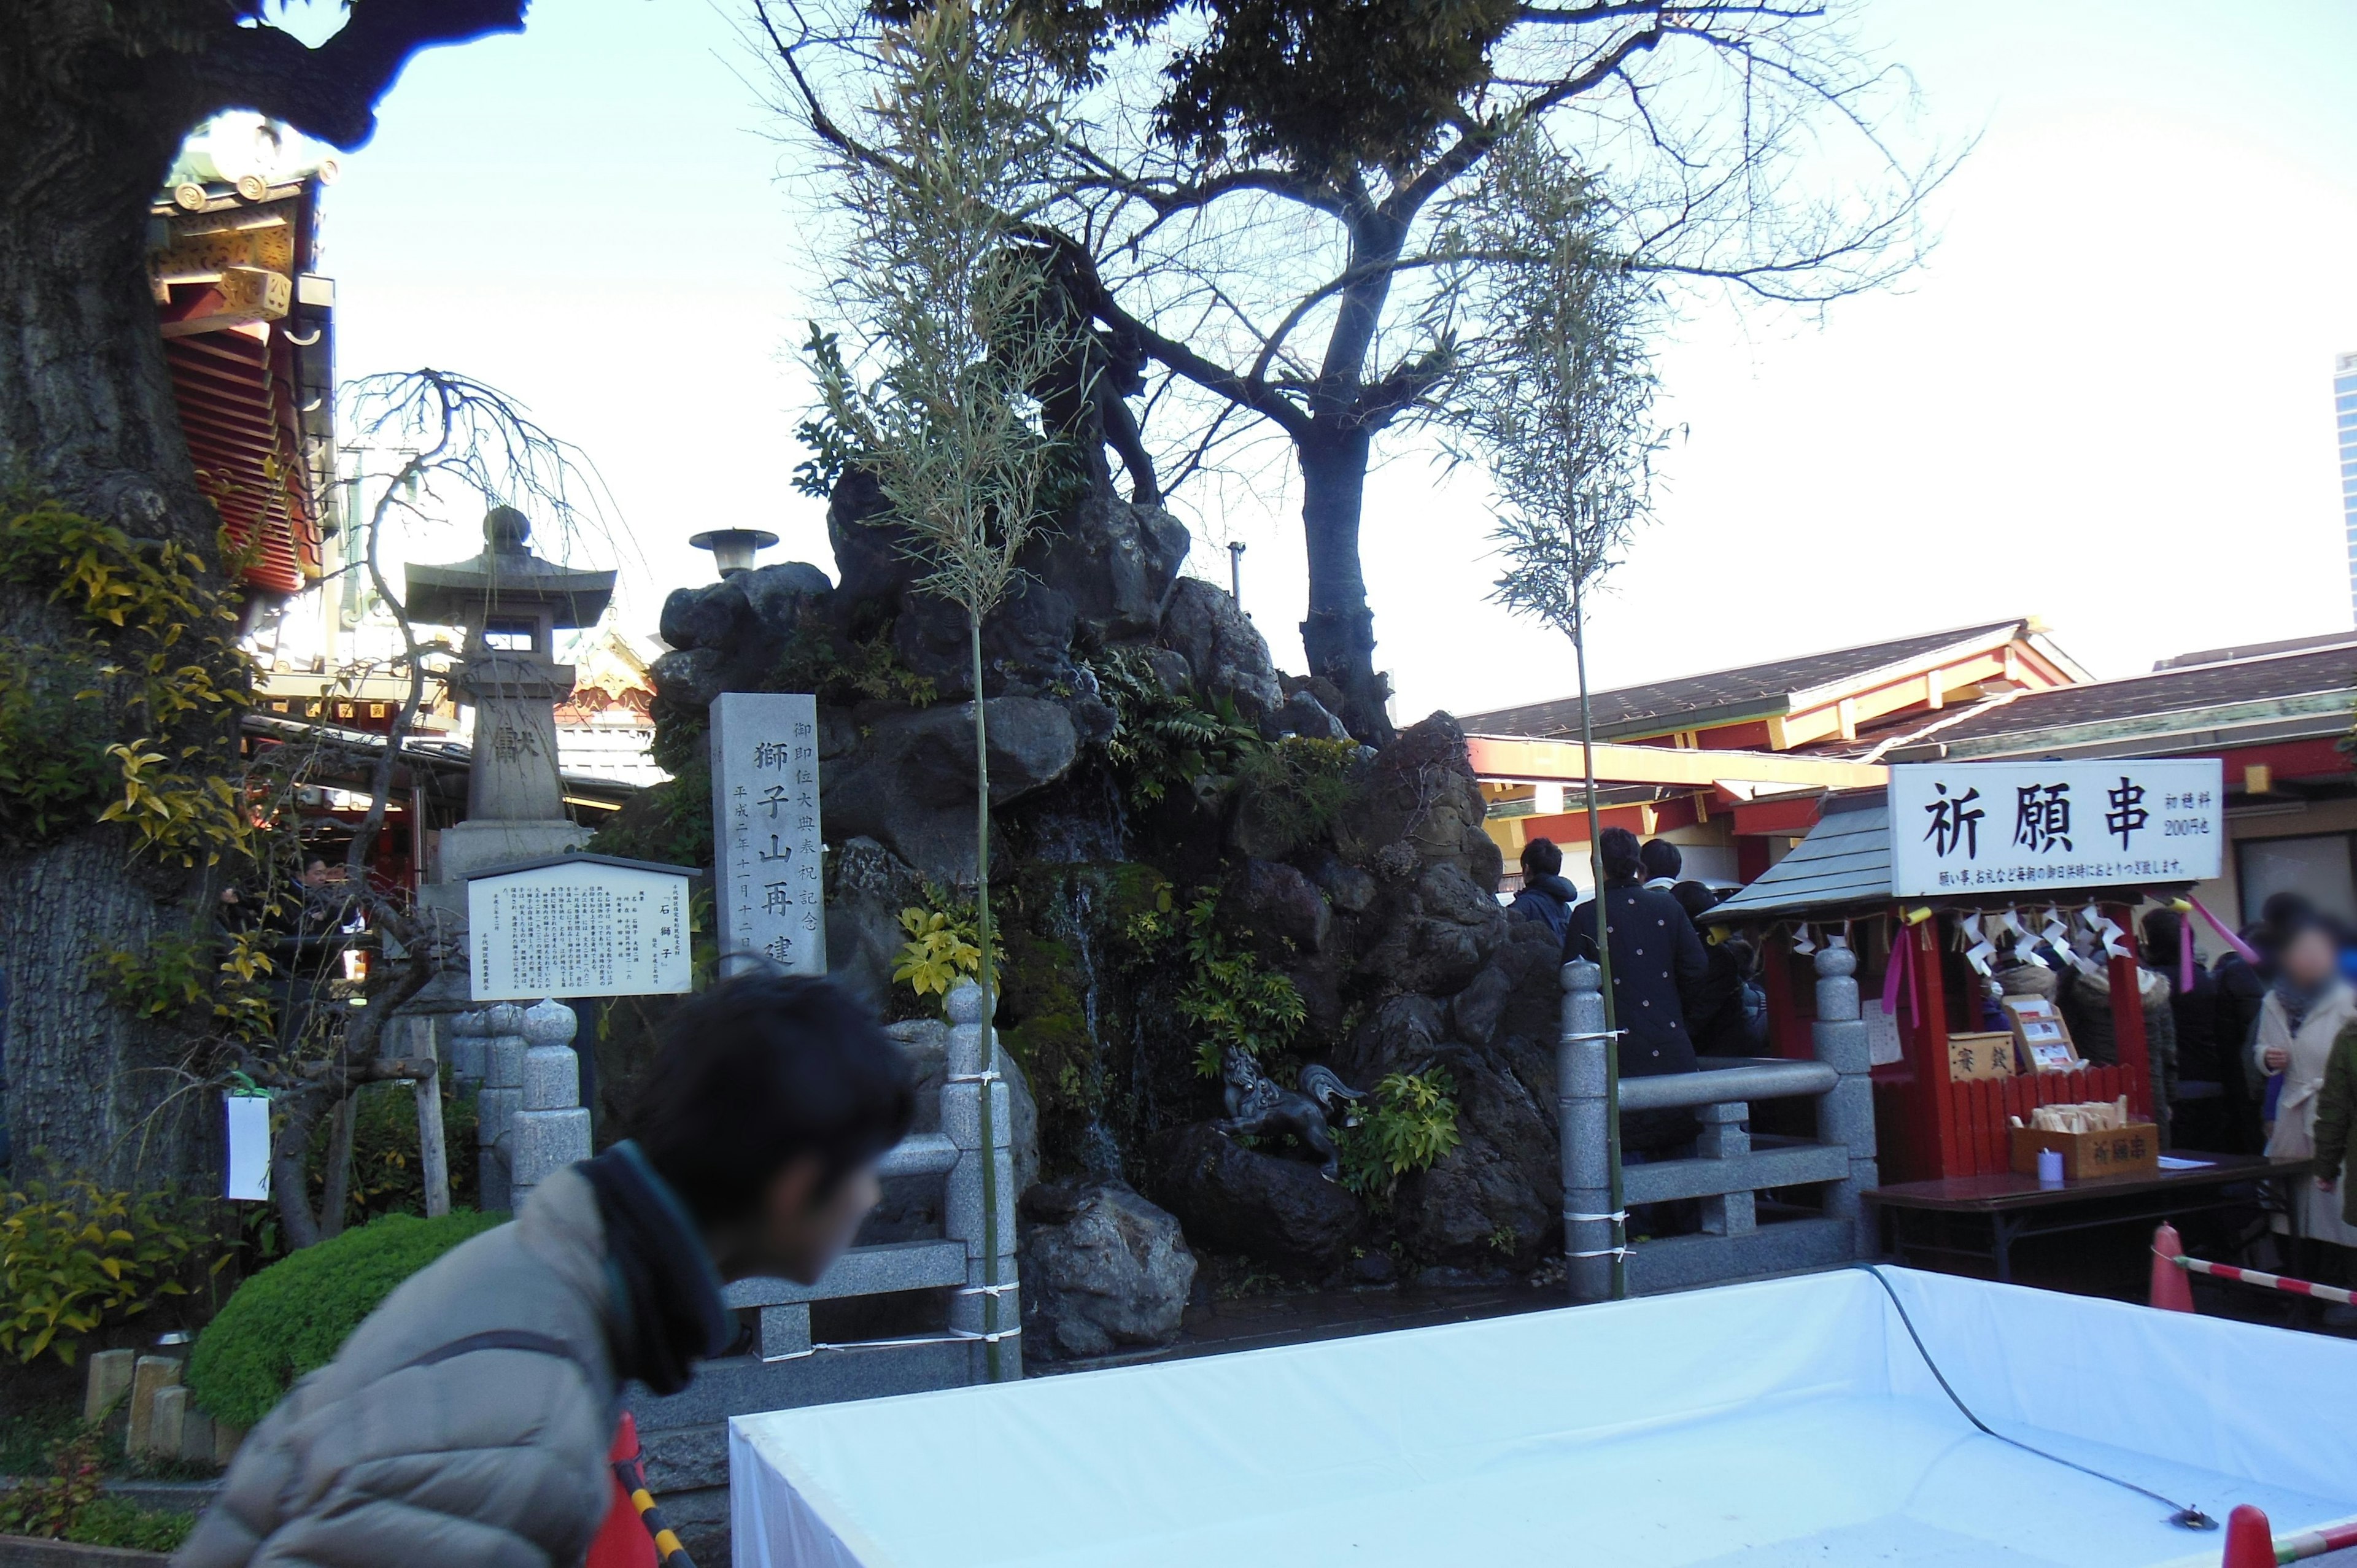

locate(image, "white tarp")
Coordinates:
730 1267 2357 1567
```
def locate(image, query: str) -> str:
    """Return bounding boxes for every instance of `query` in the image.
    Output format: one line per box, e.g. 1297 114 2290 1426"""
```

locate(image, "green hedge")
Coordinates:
187 1210 506 1430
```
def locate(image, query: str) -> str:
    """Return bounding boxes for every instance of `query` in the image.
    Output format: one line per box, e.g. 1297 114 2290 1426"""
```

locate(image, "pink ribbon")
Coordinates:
1881 924 1916 1027
2178 916 2196 994
2185 893 2259 966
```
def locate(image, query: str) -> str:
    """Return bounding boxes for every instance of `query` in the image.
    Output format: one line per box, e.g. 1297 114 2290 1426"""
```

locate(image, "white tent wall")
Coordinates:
732 1269 2357 1568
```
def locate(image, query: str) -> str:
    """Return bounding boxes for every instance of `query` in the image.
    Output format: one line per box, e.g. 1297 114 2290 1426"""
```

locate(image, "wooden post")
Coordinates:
398 1016 451 1219
1908 913 1959 1179
1762 930 1802 1058
2105 903 2153 1121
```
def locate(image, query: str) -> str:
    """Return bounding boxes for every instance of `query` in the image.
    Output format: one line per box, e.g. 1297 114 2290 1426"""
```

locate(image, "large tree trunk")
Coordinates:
1297 422 1395 746
0 64 223 1186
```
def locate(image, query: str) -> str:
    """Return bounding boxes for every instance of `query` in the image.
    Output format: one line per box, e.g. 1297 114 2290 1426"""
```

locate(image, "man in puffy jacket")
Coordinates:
176 973 913 1568
1507 836 1579 943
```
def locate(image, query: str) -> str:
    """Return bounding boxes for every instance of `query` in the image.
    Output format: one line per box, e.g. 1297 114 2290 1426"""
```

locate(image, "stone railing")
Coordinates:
1558 943 1878 1301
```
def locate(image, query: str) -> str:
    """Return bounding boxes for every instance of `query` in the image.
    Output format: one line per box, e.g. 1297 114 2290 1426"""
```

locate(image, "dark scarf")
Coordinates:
2272 971 2335 1035
582 1141 735 1396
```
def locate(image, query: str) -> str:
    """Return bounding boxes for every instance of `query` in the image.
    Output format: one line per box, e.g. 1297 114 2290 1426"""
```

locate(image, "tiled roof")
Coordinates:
1460 620 2030 740
1898 644 2357 754
1711 792 1893 917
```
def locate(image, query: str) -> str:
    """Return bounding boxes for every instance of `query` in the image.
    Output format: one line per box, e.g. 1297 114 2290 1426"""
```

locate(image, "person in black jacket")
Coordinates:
1568 828 1709 1146
1508 836 1579 943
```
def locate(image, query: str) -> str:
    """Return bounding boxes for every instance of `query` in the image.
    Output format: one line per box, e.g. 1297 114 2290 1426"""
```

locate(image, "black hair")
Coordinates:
1639 838 1682 881
1598 825 1644 886
630 973 915 1226
2262 891 2318 932
2140 907 2183 967
1671 879 1717 922
1520 836 1563 877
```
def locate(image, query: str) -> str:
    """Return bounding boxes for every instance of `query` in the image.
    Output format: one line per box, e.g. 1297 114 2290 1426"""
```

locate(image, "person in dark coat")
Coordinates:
1672 880 1749 1056
1639 837 1682 891
1568 828 1709 1131
1507 836 1579 944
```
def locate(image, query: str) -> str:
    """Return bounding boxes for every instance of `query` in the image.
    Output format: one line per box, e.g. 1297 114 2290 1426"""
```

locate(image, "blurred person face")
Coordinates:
2280 927 2338 989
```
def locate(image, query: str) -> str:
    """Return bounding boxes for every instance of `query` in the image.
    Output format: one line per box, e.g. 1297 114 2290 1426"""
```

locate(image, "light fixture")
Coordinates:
689 527 779 579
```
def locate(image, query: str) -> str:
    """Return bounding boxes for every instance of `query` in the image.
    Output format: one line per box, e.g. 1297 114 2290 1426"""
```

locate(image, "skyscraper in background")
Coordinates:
2342 352 2357 622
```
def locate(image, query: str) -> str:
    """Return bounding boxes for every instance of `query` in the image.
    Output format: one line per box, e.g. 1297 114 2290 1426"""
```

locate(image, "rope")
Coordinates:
760 1326 1023 1364
1563 1211 1628 1224
1856 1265 2216 1531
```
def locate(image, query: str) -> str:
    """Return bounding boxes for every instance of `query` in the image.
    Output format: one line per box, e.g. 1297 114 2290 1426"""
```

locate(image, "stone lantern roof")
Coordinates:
404 505 616 633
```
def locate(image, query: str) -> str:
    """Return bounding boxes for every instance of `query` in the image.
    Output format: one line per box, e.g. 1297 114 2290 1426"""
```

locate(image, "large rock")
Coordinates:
1218 859 1331 956
1018 1180 1196 1362
1336 712 1492 879
1029 491 1190 643
824 837 927 1016
1144 1122 1365 1273
1391 1037 1560 1270
827 468 923 611
821 698 1080 883
1354 861 1507 997
892 574 1078 700
1158 576 1284 723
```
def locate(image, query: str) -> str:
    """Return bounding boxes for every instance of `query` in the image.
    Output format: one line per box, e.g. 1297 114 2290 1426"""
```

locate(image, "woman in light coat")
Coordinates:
2253 922 2357 1253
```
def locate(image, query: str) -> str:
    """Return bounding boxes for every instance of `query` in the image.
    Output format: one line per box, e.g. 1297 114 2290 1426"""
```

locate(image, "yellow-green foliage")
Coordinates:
0 496 253 862
0 1180 221 1365
1336 1069 1463 1206
188 1210 506 1430
95 925 279 1043
892 887 1000 1006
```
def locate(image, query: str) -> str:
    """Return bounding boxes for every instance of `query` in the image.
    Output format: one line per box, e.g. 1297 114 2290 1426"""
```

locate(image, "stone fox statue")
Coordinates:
1215 1047 1366 1181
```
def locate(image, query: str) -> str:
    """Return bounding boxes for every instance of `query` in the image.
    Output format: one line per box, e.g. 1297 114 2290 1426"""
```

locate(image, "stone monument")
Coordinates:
405 504 617 918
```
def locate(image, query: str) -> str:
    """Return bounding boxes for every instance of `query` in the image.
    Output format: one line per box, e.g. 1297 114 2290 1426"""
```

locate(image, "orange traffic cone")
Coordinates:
2221 1504 2275 1568
2151 1222 2196 1313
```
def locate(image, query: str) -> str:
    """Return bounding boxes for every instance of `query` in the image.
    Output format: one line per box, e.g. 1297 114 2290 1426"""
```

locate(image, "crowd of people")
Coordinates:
1511 835 2357 1282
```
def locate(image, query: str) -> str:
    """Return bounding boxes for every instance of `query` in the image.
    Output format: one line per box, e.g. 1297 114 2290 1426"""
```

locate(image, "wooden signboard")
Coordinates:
1947 1030 2017 1083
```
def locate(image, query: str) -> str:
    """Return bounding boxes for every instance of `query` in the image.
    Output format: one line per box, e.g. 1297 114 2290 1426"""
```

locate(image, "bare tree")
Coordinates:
1456 126 1666 1299
763 0 1953 743
805 0 1074 1376
153 369 619 1249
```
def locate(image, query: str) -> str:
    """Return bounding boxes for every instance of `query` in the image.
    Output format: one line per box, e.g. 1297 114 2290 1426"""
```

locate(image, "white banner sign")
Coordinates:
1888 757 2224 897
468 859 693 1000
711 692 826 977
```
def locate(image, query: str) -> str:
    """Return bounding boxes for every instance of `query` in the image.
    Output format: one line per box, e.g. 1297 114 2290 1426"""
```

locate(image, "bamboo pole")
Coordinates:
1571 585 1626 1300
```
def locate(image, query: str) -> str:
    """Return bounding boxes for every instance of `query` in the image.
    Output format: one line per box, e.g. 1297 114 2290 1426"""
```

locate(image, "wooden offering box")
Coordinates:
2009 1122 2161 1180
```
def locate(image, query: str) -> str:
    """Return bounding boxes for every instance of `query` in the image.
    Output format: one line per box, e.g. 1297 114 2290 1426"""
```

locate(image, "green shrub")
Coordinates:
187 1209 505 1429
1 1180 219 1366
0 1427 104 1539
67 1495 195 1553
1231 735 1362 854
1123 887 1306 1076
1337 1069 1463 1207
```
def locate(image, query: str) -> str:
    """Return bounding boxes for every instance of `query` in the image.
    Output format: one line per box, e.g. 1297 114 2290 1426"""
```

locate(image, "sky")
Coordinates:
306 0 2357 717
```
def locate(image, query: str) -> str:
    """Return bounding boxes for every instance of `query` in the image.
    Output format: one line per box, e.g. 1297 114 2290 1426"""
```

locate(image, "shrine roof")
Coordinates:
1710 790 1895 917
1884 639 2357 765
1458 618 2067 742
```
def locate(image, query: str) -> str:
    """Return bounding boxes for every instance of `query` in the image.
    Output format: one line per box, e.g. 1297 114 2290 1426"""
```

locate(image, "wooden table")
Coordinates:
1864 1153 2294 1284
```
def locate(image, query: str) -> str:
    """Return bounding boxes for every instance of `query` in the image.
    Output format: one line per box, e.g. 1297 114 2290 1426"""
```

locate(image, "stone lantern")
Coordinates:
406 504 616 913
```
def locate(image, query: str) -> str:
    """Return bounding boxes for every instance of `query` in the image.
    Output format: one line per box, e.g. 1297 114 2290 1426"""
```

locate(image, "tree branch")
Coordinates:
192 0 530 150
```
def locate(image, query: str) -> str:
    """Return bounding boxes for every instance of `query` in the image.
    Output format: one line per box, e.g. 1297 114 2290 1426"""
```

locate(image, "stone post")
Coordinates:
942 981 1020 1382
1811 941 1880 1257
476 1001 527 1213
509 998 592 1210
1695 1101 1757 1236
1559 959 1614 1305
448 1006 490 1089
